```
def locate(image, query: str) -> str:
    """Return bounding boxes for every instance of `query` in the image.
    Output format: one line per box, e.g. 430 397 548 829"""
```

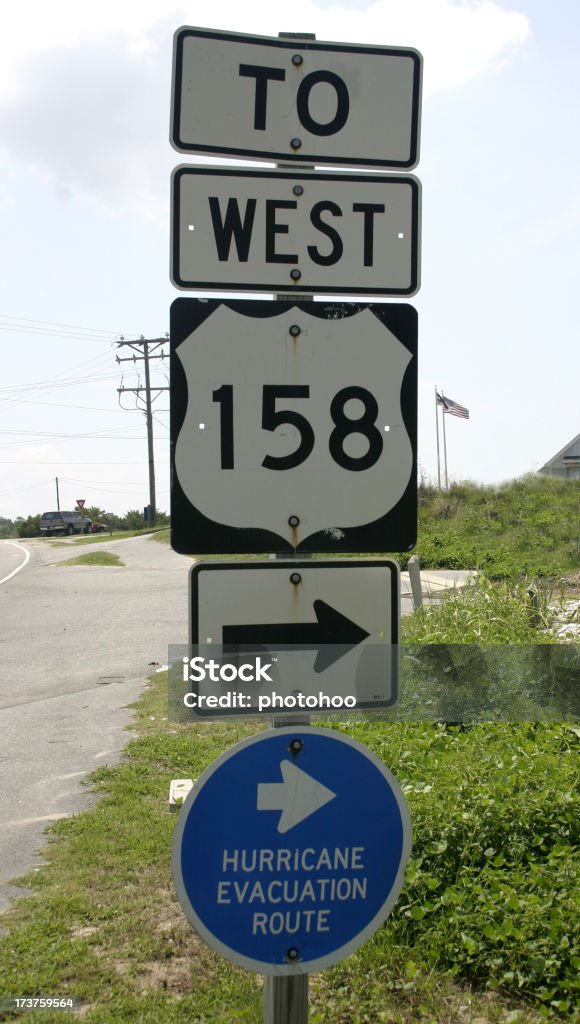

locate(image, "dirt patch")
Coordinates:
553 570 580 597
127 955 195 994
71 925 99 939
111 933 221 995
105 892 224 994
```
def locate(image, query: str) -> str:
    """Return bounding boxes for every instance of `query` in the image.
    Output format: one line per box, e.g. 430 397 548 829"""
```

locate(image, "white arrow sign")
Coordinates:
257 759 336 833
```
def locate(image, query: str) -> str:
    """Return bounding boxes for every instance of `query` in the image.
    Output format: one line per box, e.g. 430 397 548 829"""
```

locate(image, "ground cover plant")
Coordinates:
405 475 580 580
57 552 125 567
49 528 155 547
0 475 577 1021
154 475 580 582
0 588 577 1022
0 680 576 1023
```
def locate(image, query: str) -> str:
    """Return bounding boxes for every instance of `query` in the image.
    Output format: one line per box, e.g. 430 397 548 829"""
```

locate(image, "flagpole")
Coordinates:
435 387 441 490
442 396 449 490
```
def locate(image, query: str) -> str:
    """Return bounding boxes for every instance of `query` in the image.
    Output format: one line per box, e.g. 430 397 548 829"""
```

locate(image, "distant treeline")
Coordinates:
1 507 170 538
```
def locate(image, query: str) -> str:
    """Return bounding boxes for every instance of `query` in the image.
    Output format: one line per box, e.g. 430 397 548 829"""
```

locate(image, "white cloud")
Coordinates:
0 1 530 210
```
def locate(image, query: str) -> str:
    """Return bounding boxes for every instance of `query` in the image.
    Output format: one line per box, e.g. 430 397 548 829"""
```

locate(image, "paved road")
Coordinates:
0 540 30 585
0 536 472 912
0 534 191 911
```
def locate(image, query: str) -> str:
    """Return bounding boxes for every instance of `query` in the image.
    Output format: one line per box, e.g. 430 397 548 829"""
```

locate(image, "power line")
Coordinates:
0 436 149 449
0 422 147 438
0 312 146 340
0 396 145 413
0 460 162 465
0 479 53 497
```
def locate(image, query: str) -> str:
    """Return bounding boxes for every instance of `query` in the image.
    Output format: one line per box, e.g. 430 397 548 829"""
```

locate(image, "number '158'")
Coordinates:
212 385 383 472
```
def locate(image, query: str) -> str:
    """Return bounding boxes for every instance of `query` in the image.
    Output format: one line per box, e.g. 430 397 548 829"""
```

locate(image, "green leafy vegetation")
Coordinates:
58 551 125 567
402 574 554 644
14 513 41 538
0 475 577 1021
0 516 16 539
0 669 576 1020
323 719 579 1020
65 528 156 545
8 508 170 538
150 528 170 544
402 475 580 579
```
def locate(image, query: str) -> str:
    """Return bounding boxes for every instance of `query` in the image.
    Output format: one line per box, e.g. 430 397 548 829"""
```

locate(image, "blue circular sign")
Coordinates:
172 726 411 974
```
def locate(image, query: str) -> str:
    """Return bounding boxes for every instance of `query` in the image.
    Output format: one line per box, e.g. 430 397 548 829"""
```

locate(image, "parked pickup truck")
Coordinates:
40 511 92 536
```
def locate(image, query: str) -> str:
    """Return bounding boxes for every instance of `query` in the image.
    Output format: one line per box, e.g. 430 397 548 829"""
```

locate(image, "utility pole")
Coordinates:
116 335 169 525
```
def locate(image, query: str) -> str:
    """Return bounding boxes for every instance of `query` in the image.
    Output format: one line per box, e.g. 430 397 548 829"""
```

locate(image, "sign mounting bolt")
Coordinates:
289 324 301 337
288 515 300 527
289 572 302 585
286 947 300 961
290 269 301 281
290 137 302 150
291 54 303 66
293 184 304 196
289 739 303 754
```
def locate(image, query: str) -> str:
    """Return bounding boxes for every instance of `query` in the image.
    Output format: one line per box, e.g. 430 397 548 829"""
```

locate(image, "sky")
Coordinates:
0 0 578 521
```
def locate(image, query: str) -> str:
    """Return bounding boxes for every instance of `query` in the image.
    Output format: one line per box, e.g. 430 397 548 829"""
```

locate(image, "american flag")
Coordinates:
436 392 469 419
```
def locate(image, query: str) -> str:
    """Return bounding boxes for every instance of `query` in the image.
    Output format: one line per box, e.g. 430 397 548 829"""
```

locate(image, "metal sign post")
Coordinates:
264 959 308 1024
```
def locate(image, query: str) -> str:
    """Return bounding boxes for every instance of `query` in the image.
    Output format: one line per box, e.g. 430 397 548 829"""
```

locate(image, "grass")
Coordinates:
403 475 580 580
52 529 155 546
150 529 170 544
0 667 575 1022
0 476 578 1021
402 574 554 644
150 476 580 582
320 718 579 1021
0 577 577 1022
58 552 125 567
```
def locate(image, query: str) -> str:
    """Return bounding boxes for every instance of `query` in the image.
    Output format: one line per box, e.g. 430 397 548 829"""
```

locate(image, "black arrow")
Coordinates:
222 600 369 673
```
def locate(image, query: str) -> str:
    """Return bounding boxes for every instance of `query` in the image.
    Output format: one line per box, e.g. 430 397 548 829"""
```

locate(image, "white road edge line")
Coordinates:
0 541 30 585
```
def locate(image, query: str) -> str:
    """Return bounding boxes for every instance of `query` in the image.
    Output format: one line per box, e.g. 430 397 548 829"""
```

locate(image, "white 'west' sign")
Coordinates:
171 167 420 296
171 27 422 169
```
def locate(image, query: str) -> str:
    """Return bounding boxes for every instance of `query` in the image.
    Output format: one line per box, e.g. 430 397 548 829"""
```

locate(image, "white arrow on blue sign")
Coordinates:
172 727 412 974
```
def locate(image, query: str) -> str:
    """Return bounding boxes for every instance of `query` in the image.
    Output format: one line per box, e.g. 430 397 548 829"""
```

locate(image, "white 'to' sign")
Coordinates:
171 27 422 169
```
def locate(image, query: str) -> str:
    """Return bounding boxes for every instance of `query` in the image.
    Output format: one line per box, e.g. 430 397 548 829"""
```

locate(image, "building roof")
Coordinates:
538 432 580 473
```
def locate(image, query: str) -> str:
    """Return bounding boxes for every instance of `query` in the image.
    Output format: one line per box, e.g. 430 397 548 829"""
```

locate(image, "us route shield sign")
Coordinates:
172 726 412 974
170 299 417 555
